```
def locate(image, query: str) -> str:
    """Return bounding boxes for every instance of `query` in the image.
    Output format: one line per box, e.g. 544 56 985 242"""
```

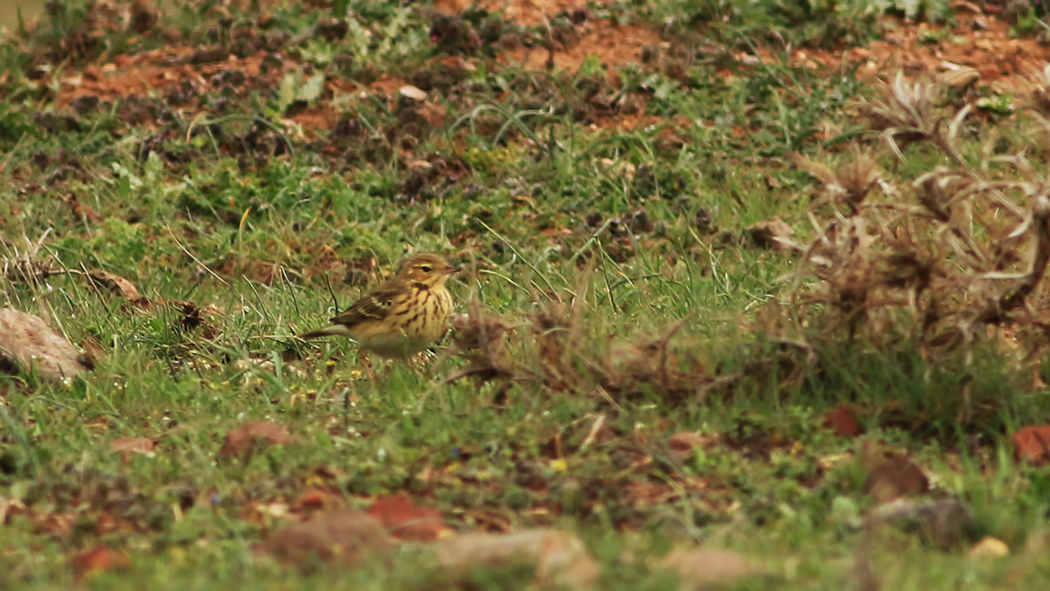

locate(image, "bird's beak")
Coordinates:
446 265 462 275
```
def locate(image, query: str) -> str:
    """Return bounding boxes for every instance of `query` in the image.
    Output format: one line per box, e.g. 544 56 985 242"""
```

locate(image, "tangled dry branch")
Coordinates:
789 70 1050 389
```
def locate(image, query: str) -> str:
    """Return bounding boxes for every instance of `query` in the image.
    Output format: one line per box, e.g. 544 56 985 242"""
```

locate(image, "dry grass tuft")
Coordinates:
443 299 519 388
443 290 710 404
787 70 1050 416
862 72 944 160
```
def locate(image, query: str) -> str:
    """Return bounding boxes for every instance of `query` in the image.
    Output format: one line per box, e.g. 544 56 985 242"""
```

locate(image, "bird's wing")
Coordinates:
328 280 402 328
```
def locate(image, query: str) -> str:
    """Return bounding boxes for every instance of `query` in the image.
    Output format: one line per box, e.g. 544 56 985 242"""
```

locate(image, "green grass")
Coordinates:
3 0 1050 589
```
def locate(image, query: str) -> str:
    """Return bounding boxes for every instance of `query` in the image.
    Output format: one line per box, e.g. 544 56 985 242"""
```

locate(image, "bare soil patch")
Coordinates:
795 9 1050 90
502 21 662 72
55 47 271 108
435 0 592 27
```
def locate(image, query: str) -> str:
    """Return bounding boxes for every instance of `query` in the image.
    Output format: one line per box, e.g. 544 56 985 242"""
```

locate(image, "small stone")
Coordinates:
256 510 390 569
969 536 1009 559
867 499 974 550
660 548 761 590
399 85 428 101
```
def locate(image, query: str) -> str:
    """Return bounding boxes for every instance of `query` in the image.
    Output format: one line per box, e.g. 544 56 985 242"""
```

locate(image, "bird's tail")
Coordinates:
297 324 353 339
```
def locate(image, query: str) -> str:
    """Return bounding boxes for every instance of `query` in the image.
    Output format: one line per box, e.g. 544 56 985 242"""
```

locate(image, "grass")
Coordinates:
3 0 1050 589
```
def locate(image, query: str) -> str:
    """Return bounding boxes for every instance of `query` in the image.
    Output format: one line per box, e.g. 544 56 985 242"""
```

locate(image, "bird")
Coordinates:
298 252 460 364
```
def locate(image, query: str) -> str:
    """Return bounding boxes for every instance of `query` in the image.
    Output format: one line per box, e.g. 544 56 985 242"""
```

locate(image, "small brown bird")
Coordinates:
298 252 459 360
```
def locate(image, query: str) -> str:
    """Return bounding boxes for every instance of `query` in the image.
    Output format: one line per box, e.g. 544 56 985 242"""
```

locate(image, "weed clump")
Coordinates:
444 282 710 406
787 71 1050 422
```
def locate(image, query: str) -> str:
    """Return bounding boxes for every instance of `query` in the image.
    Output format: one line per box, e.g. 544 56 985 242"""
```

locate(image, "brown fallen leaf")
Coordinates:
61 193 104 224
255 510 391 569
659 548 761 591
669 432 710 451
218 421 291 459
1012 425 1050 464
668 432 715 462
294 489 338 512
72 546 130 583
746 216 795 250
367 493 451 542
0 307 92 382
108 437 156 461
434 529 599 588
858 437 928 503
862 455 929 504
86 269 142 301
0 496 24 524
824 404 864 437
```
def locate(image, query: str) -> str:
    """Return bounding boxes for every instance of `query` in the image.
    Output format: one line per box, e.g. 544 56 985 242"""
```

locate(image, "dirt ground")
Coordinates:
47 2 1050 134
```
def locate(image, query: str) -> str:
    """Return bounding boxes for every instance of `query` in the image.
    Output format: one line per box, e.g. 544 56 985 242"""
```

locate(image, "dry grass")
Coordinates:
785 70 1050 417
442 287 712 405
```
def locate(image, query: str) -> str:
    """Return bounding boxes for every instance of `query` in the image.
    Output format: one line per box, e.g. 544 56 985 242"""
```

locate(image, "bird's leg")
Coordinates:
358 350 376 386
408 351 434 379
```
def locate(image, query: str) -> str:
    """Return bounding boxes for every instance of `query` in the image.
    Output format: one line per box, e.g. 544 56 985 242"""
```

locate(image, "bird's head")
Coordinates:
396 252 460 287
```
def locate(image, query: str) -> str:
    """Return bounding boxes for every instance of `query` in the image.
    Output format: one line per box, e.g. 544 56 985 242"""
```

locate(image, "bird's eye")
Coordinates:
420 265 432 273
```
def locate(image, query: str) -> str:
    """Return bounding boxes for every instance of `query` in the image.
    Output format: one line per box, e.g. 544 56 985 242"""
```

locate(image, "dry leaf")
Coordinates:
86 269 142 301
668 432 714 462
669 432 710 451
171 300 218 336
746 217 794 250
294 489 338 511
0 307 92 382
218 421 291 459
72 546 130 582
367 493 451 542
862 455 929 504
0 495 24 526
1012 425 1050 464
823 404 863 437
256 510 391 569
659 548 761 591
109 437 156 460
